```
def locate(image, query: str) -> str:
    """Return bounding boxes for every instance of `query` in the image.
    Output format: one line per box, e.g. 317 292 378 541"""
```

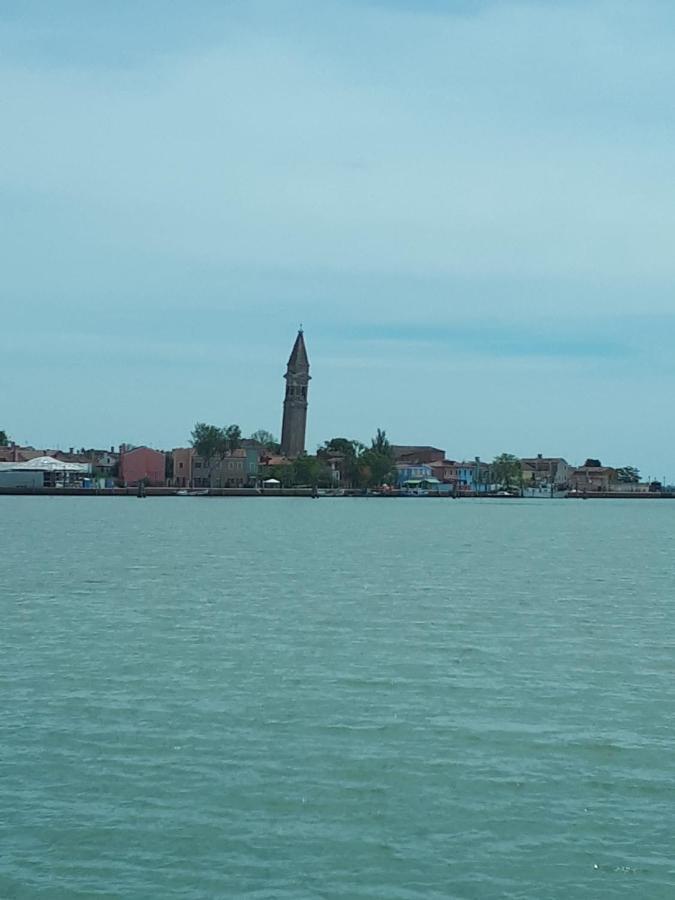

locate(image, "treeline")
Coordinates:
264 429 397 488
189 422 397 488
188 422 644 490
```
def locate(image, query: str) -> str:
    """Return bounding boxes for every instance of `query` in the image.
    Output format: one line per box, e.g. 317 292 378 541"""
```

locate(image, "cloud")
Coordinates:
3 0 675 301
2 1 675 472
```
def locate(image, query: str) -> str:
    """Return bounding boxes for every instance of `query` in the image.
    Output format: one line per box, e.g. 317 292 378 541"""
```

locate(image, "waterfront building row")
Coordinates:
0 441 660 494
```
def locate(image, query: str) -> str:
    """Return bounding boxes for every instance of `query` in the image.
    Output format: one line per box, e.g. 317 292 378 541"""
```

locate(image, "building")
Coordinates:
427 459 459 483
172 447 195 487
396 463 433 486
198 449 248 488
569 465 616 492
521 455 571 490
119 445 166 486
52 448 94 466
442 459 492 493
0 469 44 489
240 440 266 483
0 456 90 488
319 451 361 488
415 456 493 492
280 330 310 458
91 450 119 478
0 444 46 463
172 445 262 488
401 477 451 494
392 445 445 465
608 482 651 494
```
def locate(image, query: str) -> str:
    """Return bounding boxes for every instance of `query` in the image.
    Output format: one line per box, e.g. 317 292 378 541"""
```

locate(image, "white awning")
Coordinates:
0 456 90 473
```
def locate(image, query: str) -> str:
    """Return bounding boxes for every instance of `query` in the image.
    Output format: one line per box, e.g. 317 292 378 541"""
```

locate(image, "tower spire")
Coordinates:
280 330 310 458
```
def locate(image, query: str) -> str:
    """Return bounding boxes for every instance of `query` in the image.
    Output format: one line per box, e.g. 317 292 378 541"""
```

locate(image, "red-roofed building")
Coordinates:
119 445 166 486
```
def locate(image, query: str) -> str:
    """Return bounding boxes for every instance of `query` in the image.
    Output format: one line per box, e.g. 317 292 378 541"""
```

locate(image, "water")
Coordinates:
2 497 675 899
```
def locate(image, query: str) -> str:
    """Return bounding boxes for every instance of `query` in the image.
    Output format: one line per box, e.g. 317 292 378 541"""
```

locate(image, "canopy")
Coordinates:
262 478 281 484
0 455 89 473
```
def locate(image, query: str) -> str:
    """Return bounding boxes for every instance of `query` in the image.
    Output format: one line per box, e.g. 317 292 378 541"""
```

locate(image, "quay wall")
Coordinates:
0 486 316 498
1 488 673 499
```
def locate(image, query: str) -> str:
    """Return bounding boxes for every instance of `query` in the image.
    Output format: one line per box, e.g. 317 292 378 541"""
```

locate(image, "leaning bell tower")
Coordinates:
280 329 310 458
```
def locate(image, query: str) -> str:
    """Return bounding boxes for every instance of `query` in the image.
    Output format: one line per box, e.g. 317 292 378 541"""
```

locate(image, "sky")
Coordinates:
2 0 675 478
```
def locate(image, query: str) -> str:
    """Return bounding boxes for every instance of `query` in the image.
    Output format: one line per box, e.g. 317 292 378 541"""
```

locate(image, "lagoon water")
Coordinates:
2 496 675 898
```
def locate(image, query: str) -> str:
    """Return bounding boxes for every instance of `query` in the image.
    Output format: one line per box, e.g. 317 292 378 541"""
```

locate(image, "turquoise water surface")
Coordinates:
2 497 674 898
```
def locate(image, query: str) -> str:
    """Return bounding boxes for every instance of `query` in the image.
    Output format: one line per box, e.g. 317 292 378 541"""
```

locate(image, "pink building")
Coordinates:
119 445 166 486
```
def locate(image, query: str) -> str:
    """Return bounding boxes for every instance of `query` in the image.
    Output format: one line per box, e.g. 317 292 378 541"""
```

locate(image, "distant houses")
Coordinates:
170 441 265 489
119 445 165 487
0 440 661 495
521 455 571 491
0 332 664 495
393 447 494 494
569 463 615 493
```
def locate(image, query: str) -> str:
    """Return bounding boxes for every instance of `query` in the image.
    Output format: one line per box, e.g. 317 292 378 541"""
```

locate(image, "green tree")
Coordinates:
224 424 242 452
371 428 392 456
616 466 640 484
291 455 332 487
492 453 522 491
317 437 364 458
317 437 366 487
190 422 229 482
250 429 280 451
358 429 396 488
0 429 8 445
261 463 294 487
359 450 395 487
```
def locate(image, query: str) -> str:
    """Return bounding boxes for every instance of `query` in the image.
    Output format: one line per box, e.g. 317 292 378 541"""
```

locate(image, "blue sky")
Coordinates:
2 0 675 478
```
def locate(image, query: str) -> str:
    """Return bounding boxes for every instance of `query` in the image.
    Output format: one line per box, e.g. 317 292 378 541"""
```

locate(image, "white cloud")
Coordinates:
2 1 675 471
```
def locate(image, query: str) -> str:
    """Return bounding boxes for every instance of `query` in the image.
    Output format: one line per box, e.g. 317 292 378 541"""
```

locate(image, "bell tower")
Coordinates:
280 329 310 458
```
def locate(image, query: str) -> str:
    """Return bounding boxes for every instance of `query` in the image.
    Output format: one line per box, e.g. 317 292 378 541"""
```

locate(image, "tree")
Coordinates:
317 437 364 458
261 463 294 487
616 466 640 484
223 424 241 452
0 429 8 445
292 455 332 487
190 422 229 482
492 453 522 491
371 428 392 456
317 437 366 487
359 429 396 488
359 450 395 487
250 429 280 451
